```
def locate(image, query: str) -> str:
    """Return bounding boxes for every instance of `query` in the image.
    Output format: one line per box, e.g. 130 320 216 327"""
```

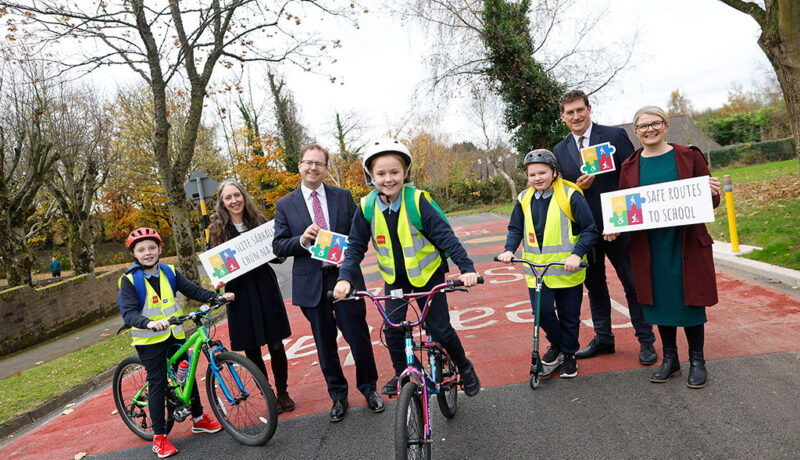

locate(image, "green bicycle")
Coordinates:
112 297 278 446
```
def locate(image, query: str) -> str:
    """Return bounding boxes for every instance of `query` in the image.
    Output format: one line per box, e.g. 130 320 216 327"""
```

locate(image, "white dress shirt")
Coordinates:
571 122 594 151
300 183 330 229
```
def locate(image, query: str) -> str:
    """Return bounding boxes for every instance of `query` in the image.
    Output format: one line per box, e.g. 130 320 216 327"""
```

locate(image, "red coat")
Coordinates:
618 143 721 307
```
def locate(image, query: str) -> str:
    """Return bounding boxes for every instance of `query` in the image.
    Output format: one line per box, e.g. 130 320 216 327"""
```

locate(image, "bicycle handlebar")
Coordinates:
149 296 231 331
493 256 588 268
326 276 484 328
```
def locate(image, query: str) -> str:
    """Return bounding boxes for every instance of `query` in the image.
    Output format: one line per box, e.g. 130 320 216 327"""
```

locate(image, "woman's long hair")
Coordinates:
208 180 266 246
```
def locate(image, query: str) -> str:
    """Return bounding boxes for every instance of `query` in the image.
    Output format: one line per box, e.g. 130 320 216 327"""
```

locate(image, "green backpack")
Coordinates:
361 186 450 258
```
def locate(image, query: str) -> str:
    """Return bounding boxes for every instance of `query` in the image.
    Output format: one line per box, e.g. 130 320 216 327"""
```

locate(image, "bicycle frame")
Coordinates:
133 303 248 415
337 281 468 438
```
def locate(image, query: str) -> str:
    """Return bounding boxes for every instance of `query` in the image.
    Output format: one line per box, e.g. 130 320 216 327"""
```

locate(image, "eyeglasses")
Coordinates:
634 120 666 133
299 160 327 168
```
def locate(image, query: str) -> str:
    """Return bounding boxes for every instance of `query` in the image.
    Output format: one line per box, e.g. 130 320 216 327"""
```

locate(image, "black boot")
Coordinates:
687 350 707 389
650 347 680 383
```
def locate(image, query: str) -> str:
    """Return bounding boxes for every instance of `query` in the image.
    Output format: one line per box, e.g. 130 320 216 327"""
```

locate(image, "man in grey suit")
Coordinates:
273 143 383 422
552 90 657 366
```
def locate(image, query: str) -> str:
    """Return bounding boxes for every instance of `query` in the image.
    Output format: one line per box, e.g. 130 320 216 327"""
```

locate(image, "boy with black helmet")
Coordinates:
333 139 482 397
119 227 234 458
497 149 599 378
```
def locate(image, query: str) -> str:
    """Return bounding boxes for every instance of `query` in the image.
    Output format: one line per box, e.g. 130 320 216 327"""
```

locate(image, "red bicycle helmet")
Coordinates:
126 227 162 250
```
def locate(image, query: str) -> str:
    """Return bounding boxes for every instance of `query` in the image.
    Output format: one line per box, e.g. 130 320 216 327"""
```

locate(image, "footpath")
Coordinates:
1 215 799 452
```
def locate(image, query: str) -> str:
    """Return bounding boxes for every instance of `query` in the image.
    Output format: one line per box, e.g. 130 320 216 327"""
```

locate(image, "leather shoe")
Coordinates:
639 342 658 366
365 392 385 413
575 337 615 359
277 391 295 413
329 399 348 422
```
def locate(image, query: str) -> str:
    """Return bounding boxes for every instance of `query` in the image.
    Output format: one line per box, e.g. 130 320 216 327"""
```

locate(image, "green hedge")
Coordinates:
709 137 796 169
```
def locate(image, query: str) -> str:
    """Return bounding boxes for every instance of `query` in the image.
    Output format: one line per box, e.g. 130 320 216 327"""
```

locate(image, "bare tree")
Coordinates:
47 85 112 275
469 85 519 199
0 59 60 287
1 0 356 280
268 72 308 173
400 0 635 96
719 0 800 168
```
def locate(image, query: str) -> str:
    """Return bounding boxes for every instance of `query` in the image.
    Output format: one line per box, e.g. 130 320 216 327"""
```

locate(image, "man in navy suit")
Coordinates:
552 90 657 366
273 143 383 422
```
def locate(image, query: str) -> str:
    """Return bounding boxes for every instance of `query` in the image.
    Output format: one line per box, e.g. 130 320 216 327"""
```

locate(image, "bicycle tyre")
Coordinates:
395 382 430 460
434 352 458 419
112 356 174 440
206 351 278 446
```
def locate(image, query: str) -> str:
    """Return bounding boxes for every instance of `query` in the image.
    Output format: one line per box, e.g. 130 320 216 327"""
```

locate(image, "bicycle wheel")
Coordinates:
434 352 458 419
395 382 430 460
112 356 174 440
206 351 278 446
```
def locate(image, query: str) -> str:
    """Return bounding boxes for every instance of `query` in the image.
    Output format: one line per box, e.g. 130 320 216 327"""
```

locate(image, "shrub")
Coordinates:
709 137 796 169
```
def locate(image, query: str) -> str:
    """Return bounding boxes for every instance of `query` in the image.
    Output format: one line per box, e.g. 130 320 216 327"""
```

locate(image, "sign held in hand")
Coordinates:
198 220 276 285
601 176 715 233
580 142 617 175
310 229 349 264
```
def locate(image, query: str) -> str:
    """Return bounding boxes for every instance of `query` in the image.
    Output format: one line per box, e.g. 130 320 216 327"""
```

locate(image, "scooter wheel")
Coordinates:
529 374 540 390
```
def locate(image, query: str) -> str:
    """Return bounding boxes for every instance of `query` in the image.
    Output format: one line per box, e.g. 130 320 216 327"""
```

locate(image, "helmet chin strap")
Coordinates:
133 256 158 270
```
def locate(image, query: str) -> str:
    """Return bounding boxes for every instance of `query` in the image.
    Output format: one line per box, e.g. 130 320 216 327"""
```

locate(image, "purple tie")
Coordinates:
311 190 327 230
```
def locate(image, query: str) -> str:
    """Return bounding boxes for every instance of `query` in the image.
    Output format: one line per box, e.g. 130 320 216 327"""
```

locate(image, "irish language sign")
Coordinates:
600 176 715 233
310 229 348 264
580 142 617 175
198 220 276 285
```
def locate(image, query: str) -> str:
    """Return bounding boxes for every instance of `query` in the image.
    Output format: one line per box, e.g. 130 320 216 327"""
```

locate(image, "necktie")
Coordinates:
578 135 586 165
311 190 328 230
579 135 586 149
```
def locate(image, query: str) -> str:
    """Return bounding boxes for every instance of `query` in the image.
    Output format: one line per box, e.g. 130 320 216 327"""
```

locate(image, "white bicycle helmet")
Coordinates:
362 139 413 185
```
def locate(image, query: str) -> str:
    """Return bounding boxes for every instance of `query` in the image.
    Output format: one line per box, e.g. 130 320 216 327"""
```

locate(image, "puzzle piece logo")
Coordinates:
580 142 617 175
210 248 239 278
609 192 646 228
310 230 349 264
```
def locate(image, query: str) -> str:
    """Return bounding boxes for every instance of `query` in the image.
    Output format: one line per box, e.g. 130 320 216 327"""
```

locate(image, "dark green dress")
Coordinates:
639 149 707 327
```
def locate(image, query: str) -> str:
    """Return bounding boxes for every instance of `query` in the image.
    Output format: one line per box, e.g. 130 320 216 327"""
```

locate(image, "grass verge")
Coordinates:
0 333 133 426
0 272 216 427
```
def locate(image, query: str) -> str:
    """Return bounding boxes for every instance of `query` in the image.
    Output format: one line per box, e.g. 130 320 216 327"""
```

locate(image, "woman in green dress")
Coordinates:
607 106 721 388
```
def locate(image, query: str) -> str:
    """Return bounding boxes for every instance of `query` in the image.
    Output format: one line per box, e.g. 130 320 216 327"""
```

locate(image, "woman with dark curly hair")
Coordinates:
208 180 295 412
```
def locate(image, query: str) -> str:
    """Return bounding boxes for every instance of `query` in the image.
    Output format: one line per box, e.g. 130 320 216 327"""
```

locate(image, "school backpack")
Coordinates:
118 262 177 315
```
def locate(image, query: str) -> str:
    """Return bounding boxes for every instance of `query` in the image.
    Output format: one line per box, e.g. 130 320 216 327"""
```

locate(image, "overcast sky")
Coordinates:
273 0 772 148
67 0 772 151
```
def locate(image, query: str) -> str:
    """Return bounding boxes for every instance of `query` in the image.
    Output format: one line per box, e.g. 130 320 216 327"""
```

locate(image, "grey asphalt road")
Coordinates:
92 351 800 459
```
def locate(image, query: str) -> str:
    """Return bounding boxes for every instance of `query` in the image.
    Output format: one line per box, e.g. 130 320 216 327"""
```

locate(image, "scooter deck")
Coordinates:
539 355 564 379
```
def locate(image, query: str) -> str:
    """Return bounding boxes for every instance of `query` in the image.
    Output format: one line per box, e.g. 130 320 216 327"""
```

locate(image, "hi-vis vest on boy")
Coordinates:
518 180 587 289
360 186 442 287
118 263 184 346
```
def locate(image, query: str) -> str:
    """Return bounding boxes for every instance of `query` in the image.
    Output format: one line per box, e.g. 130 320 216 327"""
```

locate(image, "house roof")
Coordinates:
617 115 722 153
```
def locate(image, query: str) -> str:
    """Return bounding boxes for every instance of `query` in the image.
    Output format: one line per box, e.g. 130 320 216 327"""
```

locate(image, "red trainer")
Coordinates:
152 434 177 458
192 414 223 434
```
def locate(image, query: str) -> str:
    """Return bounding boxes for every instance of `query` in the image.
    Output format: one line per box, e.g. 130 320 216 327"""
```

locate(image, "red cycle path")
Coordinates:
3 219 800 459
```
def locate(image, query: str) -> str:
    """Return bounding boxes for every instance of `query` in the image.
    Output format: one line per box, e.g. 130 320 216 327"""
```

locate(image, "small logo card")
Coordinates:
310 229 349 264
579 142 617 176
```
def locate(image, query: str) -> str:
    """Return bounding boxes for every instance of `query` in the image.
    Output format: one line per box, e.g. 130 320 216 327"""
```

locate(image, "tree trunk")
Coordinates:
68 216 95 274
498 167 518 202
0 224 35 287
758 0 800 170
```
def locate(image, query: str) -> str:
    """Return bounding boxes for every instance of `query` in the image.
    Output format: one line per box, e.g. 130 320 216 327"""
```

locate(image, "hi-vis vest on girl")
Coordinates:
119 264 184 346
518 182 587 289
360 186 442 287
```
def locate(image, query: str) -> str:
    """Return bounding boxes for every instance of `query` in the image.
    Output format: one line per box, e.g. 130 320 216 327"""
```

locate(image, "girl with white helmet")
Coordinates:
333 139 482 397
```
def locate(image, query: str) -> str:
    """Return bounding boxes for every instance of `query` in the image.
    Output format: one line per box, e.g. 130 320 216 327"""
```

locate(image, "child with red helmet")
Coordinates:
119 227 234 458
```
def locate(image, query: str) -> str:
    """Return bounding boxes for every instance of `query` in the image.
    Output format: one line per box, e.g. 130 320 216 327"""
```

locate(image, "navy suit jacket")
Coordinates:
273 183 366 307
552 123 635 233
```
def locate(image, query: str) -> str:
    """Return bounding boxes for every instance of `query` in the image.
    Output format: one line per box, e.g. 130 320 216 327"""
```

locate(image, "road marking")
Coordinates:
581 299 633 329
463 235 507 244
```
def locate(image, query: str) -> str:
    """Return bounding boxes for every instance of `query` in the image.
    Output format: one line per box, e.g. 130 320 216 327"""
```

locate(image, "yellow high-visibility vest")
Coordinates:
518 186 587 289
361 187 442 287
119 265 184 346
